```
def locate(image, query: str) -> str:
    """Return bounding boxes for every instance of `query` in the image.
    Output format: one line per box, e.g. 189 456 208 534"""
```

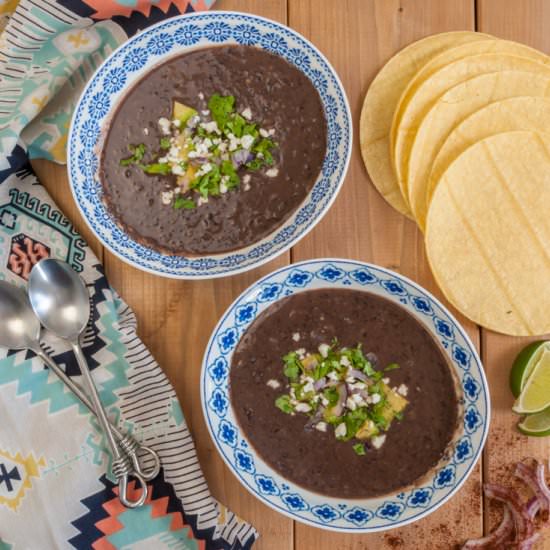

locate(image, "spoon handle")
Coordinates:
34 347 161 481
71 342 148 508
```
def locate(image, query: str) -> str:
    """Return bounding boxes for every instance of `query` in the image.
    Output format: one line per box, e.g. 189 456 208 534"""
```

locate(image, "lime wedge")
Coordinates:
512 347 550 414
509 340 549 397
518 407 550 437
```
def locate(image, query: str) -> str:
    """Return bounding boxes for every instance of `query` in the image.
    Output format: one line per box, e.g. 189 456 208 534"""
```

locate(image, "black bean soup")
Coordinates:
100 45 327 255
229 289 460 499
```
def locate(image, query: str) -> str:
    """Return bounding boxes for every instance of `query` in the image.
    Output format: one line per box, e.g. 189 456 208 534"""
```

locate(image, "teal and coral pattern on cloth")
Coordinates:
0 1 257 548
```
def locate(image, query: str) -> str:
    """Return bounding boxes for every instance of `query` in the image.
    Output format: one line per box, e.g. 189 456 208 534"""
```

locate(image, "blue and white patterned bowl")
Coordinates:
201 259 490 532
68 12 352 279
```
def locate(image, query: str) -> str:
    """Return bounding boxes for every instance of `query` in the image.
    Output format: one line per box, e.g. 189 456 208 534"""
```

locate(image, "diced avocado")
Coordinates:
173 101 198 125
379 382 408 423
302 354 319 371
356 419 379 440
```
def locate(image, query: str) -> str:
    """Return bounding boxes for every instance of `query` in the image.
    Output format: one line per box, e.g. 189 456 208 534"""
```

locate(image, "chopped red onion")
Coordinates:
231 149 253 168
313 378 326 391
366 352 378 367
348 369 369 383
331 384 347 417
462 506 513 549
304 407 325 431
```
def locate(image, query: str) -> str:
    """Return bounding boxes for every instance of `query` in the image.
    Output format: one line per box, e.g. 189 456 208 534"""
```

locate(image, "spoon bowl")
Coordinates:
0 281 41 351
28 259 89 341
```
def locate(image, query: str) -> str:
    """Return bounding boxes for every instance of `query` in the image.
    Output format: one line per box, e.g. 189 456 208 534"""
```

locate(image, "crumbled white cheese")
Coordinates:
289 387 296 399
201 121 219 134
320 396 329 407
349 381 366 390
295 403 311 413
345 376 356 384
340 356 351 368
240 134 255 150
197 196 209 206
243 174 251 184
171 164 185 176
241 107 252 120
188 115 200 128
218 142 227 152
158 117 171 135
243 182 251 191
268 128 276 136
335 423 347 438
303 381 314 394
382 377 390 385
161 191 173 205
318 343 330 358
169 146 180 158
198 92 204 100
346 397 357 411
266 379 281 389
352 393 364 405
220 183 228 194
143 127 149 135
259 128 269 138
327 371 339 382
158 156 168 164
292 332 301 342
201 109 210 116
397 384 409 397
266 167 279 178
172 119 181 128
370 393 381 404
371 434 387 449
315 421 328 432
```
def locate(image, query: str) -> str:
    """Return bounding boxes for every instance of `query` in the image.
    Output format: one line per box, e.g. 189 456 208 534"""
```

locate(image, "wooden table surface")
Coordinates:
31 0 550 548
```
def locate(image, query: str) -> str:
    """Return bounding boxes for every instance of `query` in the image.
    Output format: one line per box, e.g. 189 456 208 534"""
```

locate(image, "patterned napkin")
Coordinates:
0 1 257 548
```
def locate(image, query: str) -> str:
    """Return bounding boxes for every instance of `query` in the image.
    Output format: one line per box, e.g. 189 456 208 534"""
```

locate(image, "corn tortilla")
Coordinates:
409 71 550 230
359 31 491 217
426 131 550 336
391 40 550 203
428 95 550 216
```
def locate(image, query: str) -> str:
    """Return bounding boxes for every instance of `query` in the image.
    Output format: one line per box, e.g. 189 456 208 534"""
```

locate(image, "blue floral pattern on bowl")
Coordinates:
201 259 490 532
68 12 352 279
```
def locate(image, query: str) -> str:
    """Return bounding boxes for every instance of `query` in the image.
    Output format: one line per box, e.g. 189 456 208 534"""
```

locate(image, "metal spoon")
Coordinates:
27 259 149 508
0 281 161 484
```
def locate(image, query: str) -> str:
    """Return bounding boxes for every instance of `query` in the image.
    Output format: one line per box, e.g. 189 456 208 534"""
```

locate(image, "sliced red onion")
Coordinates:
526 496 540 520
462 506 514 549
518 532 541 550
515 461 550 521
348 369 369 383
484 484 533 541
313 378 326 391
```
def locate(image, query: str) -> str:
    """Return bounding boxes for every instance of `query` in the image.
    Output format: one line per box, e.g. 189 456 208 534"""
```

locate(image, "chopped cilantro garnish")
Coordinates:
208 94 235 128
142 163 172 175
173 197 195 209
120 143 146 166
384 362 400 371
274 342 409 456
282 352 301 380
119 94 278 207
275 395 294 414
353 443 366 456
